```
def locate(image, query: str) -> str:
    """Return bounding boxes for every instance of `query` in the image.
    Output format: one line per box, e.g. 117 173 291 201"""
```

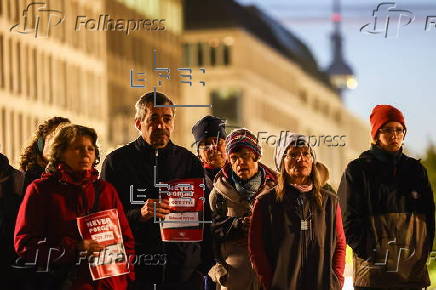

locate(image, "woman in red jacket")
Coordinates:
248 134 346 290
14 124 135 290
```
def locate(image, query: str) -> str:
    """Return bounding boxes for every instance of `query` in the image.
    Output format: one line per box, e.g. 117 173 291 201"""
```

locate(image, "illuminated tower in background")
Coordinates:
327 0 357 97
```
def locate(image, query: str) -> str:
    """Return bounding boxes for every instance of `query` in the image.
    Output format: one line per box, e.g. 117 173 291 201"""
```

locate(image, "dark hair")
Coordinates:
46 124 100 173
135 92 175 121
0 153 11 178
20 117 70 171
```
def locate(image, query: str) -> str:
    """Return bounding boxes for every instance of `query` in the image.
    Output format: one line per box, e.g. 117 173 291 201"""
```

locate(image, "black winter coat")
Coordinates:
101 137 204 289
0 164 24 287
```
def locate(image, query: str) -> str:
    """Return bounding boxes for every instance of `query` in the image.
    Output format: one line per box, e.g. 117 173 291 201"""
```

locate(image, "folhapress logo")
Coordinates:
10 2 64 38
360 2 414 38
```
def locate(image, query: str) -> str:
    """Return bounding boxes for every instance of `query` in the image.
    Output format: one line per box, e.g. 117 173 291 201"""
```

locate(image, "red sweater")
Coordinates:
14 165 135 289
249 195 346 289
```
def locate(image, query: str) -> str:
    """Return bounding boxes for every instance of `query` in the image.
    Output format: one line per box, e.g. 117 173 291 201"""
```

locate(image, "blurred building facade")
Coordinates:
180 0 369 187
0 0 369 186
0 0 183 167
105 0 183 148
0 0 108 167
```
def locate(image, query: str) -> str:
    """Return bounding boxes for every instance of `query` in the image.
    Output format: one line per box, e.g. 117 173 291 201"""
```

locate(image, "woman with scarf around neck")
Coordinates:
338 105 435 290
248 134 346 290
14 125 135 290
208 128 277 290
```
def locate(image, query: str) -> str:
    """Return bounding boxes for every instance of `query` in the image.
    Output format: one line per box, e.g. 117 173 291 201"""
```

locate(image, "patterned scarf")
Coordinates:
290 183 313 193
232 168 263 202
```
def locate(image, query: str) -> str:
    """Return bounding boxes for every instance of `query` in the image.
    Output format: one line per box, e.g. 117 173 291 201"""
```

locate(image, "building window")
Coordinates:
335 111 342 124
9 110 15 162
59 0 66 43
16 41 21 95
32 47 37 100
210 89 242 126
25 45 30 98
8 38 13 92
182 43 192 66
223 44 231 66
210 46 216 66
18 112 23 153
61 60 67 108
13 0 19 23
197 43 204 66
48 55 53 104
26 115 32 143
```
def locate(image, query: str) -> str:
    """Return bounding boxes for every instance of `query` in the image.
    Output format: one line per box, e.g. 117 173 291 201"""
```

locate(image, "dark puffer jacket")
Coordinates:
338 145 435 288
101 137 205 289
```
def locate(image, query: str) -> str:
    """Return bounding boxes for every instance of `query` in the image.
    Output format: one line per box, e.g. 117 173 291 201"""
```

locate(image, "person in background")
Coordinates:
0 153 24 289
249 133 346 290
20 117 70 194
14 125 135 289
191 115 228 290
208 128 277 290
192 116 228 195
338 105 435 290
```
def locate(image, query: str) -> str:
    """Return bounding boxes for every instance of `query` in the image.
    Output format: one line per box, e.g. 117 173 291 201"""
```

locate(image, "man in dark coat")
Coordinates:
191 116 227 200
338 105 435 290
0 153 24 288
191 116 228 289
101 92 204 290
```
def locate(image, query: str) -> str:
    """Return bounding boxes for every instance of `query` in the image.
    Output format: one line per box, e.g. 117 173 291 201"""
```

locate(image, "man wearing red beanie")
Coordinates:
370 105 406 146
339 105 435 289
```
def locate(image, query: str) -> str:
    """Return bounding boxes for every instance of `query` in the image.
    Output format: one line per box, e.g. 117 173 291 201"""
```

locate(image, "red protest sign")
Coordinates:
159 178 205 242
77 209 130 280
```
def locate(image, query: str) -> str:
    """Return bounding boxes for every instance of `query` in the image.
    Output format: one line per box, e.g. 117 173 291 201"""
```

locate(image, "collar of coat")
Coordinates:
213 162 277 203
364 144 404 165
134 136 176 154
43 162 99 186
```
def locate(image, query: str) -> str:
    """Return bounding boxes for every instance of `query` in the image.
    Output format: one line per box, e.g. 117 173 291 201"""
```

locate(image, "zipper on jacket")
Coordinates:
298 195 305 288
154 149 159 186
154 148 166 284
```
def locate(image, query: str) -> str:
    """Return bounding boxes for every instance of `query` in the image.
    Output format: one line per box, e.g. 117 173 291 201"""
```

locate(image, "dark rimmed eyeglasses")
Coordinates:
378 128 406 136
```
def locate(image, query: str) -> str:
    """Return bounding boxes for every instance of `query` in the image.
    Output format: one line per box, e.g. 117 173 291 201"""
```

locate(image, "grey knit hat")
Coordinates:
274 133 316 171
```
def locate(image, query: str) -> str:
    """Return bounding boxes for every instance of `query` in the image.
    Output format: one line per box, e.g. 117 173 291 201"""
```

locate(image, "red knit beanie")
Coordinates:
370 105 406 141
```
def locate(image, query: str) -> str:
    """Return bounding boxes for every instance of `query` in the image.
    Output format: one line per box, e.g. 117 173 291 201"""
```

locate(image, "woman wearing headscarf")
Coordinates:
249 134 346 290
208 128 277 290
20 116 70 194
14 124 135 289
338 105 435 290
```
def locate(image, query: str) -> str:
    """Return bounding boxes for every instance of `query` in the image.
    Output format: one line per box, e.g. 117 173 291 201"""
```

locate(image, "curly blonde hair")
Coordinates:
46 124 100 173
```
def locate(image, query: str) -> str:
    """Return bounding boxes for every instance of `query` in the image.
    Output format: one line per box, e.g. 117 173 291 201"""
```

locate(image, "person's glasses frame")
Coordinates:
378 128 406 136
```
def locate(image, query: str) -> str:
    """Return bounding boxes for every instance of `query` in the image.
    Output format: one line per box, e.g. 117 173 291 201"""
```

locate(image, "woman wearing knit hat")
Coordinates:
208 128 277 290
248 133 346 290
338 105 435 290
